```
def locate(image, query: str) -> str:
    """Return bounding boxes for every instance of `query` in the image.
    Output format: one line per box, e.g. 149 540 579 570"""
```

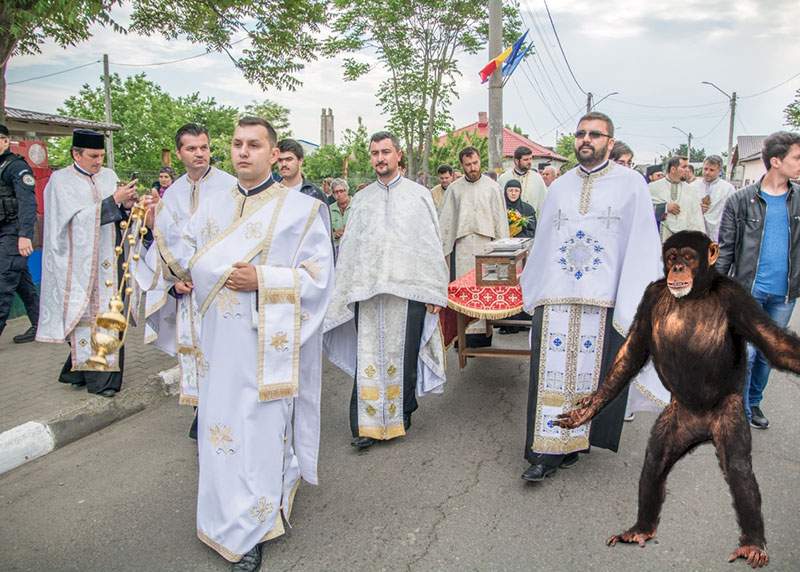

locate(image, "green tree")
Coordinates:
555 134 577 171
1 0 330 123
784 88 800 129
429 130 489 172
302 118 373 189
329 0 521 179
48 73 238 178
244 100 292 139
659 144 706 163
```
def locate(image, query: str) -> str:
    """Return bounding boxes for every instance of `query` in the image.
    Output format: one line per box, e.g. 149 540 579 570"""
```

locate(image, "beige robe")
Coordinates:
649 176 705 242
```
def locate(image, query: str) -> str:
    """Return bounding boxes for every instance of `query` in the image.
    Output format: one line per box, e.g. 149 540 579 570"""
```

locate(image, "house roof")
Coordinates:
4 107 121 138
735 135 766 162
438 116 567 162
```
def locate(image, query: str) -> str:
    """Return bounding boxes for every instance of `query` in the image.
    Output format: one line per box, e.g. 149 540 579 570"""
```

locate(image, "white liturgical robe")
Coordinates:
691 177 735 241
37 166 122 370
134 166 236 361
170 179 333 562
324 175 448 439
649 176 705 242
522 161 670 416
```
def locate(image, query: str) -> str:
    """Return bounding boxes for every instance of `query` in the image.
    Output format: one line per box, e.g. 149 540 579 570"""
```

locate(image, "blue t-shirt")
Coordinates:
754 191 790 296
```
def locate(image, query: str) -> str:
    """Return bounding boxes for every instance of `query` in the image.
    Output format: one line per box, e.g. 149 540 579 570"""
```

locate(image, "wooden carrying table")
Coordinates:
441 268 531 368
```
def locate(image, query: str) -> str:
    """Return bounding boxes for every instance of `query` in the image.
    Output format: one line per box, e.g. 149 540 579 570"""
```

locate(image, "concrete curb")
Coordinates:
0 366 180 475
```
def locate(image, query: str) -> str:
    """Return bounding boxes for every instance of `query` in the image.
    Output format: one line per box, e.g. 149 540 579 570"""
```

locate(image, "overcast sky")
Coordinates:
6 0 800 165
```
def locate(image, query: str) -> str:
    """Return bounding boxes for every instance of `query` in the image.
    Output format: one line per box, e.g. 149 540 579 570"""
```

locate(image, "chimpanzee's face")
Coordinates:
663 241 719 298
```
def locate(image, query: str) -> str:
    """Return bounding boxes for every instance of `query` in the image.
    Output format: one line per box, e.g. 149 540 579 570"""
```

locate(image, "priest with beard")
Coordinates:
519 112 669 482
439 146 509 347
324 131 448 451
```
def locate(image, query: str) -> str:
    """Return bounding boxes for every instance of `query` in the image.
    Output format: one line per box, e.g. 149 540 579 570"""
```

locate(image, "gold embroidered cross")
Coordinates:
209 424 233 449
244 222 263 239
200 218 220 243
270 331 289 352
364 364 377 379
249 497 274 523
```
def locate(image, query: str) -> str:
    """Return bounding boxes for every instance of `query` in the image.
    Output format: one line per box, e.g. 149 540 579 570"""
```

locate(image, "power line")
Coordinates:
695 113 729 140
740 70 800 99
609 97 724 110
510 76 541 138
112 37 249 68
541 0 587 95
519 61 566 125
8 60 100 85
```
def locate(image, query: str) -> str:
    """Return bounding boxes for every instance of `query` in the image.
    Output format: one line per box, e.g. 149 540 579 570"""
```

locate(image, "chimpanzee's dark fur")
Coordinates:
556 230 800 568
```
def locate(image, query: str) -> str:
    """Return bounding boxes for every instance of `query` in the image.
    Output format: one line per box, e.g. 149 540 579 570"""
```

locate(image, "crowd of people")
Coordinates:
0 112 798 570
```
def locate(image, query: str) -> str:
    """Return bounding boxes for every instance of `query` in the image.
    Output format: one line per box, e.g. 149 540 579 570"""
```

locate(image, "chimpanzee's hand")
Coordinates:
554 395 598 429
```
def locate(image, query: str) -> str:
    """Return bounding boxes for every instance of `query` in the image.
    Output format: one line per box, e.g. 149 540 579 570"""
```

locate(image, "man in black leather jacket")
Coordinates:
716 131 800 429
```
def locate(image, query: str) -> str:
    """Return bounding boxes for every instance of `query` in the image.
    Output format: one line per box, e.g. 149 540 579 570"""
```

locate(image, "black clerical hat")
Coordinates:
72 129 105 149
0 124 9 137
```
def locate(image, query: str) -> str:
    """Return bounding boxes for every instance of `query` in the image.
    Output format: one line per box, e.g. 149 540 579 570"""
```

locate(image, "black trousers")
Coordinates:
59 346 125 394
349 300 426 437
0 234 39 332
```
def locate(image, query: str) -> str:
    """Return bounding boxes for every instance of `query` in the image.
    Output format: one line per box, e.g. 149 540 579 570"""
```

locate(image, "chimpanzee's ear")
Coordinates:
708 242 719 266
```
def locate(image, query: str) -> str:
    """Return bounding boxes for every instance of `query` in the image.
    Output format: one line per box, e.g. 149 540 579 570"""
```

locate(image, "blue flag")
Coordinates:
502 42 532 79
502 30 529 76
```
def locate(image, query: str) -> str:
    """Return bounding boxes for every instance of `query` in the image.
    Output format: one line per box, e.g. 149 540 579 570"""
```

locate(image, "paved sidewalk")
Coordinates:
0 315 176 434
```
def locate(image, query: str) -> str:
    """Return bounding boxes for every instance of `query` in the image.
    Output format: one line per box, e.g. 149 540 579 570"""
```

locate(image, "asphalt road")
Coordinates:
1 328 799 572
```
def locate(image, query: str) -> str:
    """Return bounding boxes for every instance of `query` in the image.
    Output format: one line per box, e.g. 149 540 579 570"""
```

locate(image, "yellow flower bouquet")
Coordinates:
507 209 530 237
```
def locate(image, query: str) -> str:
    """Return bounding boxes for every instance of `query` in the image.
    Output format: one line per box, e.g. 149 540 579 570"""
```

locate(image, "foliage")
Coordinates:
429 130 489 172
1 0 330 123
328 0 521 178
555 134 577 171
302 118 373 189
244 100 291 139
48 73 239 178
784 88 800 129
659 144 706 163
506 123 528 138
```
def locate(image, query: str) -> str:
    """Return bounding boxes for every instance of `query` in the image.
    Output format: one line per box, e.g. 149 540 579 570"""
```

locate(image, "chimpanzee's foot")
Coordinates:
606 527 656 548
728 544 768 568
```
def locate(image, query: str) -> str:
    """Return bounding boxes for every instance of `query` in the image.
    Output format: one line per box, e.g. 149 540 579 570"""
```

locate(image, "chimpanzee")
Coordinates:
555 230 800 568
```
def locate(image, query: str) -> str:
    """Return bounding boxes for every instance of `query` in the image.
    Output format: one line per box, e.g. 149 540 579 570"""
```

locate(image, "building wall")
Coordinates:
733 159 766 189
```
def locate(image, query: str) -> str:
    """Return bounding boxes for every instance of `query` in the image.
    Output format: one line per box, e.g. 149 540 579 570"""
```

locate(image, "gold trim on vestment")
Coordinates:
197 529 242 563
360 423 406 440
196 189 288 317
179 394 198 406
153 200 191 283
535 297 614 309
576 162 614 215
446 300 522 320
359 386 379 401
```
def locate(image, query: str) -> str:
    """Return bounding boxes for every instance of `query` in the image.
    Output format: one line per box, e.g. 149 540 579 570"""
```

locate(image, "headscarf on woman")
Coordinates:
504 179 536 238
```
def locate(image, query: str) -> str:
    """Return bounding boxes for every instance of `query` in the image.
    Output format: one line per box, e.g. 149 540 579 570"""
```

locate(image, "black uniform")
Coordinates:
0 149 39 337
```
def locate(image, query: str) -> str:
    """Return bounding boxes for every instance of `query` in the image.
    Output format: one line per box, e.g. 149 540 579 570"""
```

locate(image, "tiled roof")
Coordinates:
5 107 121 131
438 121 567 162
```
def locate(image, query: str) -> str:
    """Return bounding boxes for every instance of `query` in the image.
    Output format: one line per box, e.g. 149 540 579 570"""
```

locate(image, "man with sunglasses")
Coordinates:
518 112 668 483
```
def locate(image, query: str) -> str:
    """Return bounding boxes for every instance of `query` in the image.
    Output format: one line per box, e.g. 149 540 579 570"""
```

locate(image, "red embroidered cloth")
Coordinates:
440 269 524 347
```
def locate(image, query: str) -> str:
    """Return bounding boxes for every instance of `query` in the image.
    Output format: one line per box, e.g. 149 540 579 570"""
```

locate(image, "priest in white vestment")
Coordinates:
519 113 669 483
324 131 448 450
497 145 548 218
165 117 333 571
649 156 705 242
134 124 236 424
37 129 138 397
439 146 509 345
693 155 735 241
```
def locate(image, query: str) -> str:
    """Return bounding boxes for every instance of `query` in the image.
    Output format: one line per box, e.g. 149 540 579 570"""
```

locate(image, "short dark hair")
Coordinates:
577 111 614 138
277 138 304 161
369 131 401 151
513 146 533 161
704 155 723 168
237 116 278 146
437 164 454 176
175 123 209 150
762 131 800 171
458 146 480 164
610 141 633 161
159 166 176 178
666 155 686 173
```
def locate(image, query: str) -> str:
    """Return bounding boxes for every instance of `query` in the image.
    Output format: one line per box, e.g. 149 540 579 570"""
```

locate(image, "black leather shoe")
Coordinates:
403 414 412 431
750 406 769 429
98 389 117 398
351 436 376 450
559 452 579 469
188 415 198 440
232 543 262 571
13 326 37 343
521 463 557 482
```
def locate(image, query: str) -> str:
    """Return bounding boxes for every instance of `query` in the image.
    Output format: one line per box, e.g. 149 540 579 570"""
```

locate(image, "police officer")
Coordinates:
0 124 39 342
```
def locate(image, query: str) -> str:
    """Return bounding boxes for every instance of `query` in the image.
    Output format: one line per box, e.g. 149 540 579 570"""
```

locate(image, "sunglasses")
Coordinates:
575 130 611 140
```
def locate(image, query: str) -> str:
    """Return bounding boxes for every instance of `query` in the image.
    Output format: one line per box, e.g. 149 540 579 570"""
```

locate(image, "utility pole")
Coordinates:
488 0 503 172
672 126 693 164
726 92 737 181
701 81 736 181
586 92 593 113
102 54 115 170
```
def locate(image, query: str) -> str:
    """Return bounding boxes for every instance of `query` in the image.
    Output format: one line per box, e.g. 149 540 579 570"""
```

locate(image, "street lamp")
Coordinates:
587 91 620 112
701 81 737 181
672 126 693 165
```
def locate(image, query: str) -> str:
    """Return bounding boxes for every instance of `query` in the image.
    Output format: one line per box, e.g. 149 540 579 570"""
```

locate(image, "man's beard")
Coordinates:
576 144 604 167
464 171 481 182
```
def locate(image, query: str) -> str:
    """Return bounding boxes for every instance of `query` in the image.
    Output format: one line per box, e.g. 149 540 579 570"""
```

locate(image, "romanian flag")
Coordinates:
502 30 529 79
479 45 514 84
